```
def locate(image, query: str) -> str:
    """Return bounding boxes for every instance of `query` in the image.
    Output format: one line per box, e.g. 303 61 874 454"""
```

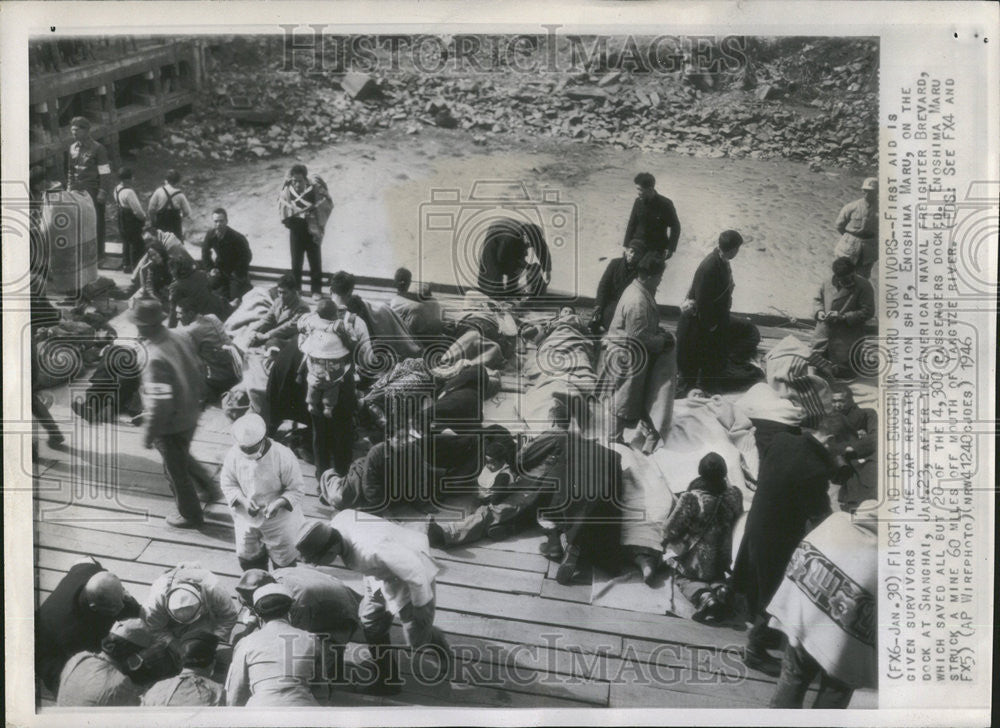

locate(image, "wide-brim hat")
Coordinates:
129 297 166 326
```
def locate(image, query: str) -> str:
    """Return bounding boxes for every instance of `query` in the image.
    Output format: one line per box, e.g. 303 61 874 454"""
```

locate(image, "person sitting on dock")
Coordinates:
661 452 744 620
140 631 225 707
167 255 232 328
589 239 645 334
810 257 875 381
202 207 253 304
148 169 193 240
56 618 151 707
175 295 241 401
389 267 444 340
246 272 311 350
35 557 142 696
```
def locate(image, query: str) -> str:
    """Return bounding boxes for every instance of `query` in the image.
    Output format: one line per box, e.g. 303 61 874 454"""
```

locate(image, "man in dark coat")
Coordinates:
589 239 645 333
202 208 253 302
732 416 843 675
623 172 681 258
477 219 527 299
676 230 744 394
35 558 141 695
831 385 878 513
530 427 625 585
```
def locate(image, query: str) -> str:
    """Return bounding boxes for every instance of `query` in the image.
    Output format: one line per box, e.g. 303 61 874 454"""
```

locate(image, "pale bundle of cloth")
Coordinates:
763 334 833 427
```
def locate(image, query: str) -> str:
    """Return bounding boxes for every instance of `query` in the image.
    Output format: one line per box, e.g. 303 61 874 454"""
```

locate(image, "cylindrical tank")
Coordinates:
43 189 98 295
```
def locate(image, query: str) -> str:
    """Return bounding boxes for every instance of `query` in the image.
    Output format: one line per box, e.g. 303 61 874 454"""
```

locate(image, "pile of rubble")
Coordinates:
148 37 877 172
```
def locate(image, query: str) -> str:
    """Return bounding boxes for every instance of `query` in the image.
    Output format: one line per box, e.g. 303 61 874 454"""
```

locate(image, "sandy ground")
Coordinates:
133 127 870 319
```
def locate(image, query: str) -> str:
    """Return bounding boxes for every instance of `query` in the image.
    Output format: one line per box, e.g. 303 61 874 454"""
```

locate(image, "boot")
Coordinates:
538 529 564 561
238 554 269 572
556 545 588 585
427 518 447 549
634 553 658 586
355 643 402 696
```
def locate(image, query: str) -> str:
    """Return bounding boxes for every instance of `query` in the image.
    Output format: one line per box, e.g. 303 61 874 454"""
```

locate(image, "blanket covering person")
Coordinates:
765 335 834 428
767 508 877 707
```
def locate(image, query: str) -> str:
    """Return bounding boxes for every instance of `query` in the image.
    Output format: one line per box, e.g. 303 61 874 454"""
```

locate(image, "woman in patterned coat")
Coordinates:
662 452 743 623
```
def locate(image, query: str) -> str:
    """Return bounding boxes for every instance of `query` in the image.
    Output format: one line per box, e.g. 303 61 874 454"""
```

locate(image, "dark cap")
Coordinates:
235 569 276 605
180 630 219 667
128 297 167 326
295 520 341 564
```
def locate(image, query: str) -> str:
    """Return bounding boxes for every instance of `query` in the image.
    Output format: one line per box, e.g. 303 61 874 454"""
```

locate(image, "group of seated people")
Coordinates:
33 202 879 709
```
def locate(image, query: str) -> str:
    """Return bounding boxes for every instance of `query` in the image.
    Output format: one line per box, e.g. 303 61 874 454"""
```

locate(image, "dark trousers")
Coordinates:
120 228 144 272
311 381 356 479
288 219 323 295
676 311 728 391
213 271 253 302
153 427 208 521
32 392 62 439
88 191 106 259
770 641 854 709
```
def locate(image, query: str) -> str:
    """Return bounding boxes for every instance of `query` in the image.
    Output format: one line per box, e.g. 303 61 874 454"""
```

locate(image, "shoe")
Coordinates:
635 555 657 586
761 625 784 651
130 412 145 426
486 522 516 541
539 531 564 561
556 545 590 585
165 512 204 529
741 647 781 677
692 593 720 624
427 518 447 549
47 433 66 448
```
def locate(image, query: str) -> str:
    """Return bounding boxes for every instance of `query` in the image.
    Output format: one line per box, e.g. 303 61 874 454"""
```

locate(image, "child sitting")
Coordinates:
297 298 357 418
662 452 744 623
477 440 514 505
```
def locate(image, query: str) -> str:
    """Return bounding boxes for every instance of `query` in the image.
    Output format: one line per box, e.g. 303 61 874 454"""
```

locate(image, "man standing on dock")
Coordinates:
67 116 112 265
676 229 744 395
623 172 681 259
132 297 214 528
148 169 193 240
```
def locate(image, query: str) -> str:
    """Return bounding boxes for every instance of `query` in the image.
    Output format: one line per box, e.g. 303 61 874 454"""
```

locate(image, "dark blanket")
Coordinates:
264 337 310 432
525 430 625 570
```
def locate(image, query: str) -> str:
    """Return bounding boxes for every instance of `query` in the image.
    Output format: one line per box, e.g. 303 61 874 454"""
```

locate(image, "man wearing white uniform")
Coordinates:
296 510 451 694
220 413 307 570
